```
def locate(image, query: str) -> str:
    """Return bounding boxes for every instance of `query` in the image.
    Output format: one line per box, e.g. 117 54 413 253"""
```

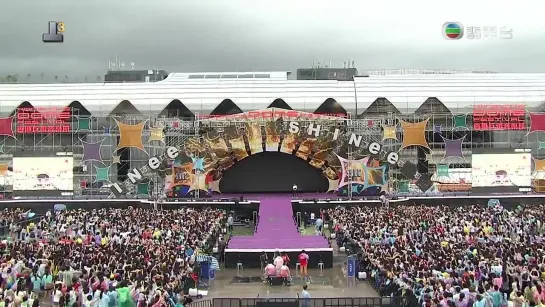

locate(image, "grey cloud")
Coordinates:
0 0 545 82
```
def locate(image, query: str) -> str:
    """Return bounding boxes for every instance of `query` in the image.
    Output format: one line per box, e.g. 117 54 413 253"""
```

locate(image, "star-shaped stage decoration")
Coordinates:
136 182 150 196
192 157 205 172
415 174 434 192
399 161 418 180
208 179 221 193
399 117 431 150
0 164 9 176
382 125 397 141
436 164 449 177
187 174 207 193
441 135 466 162
112 155 121 164
352 183 366 194
0 117 15 139
453 114 468 130
93 165 111 183
327 178 339 193
425 153 433 162
149 127 165 143
114 118 147 153
335 153 370 189
81 138 105 164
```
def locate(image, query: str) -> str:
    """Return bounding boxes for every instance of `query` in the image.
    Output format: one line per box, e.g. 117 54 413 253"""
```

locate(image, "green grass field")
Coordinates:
300 225 331 237
224 225 255 240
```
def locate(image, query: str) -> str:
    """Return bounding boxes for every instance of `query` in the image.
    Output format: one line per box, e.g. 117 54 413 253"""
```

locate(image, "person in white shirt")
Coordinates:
52 284 63 306
380 194 387 208
227 215 234 233
273 253 284 274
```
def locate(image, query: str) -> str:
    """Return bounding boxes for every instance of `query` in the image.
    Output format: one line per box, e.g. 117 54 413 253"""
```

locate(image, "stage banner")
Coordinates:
279 123 300 154
473 105 526 131
295 137 316 161
224 126 248 161
264 120 281 152
309 130 336 169
164 112 400 197
246 122 263 155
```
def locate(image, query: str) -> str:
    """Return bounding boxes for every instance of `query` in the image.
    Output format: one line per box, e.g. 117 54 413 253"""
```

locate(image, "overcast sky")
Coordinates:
1 0 544 81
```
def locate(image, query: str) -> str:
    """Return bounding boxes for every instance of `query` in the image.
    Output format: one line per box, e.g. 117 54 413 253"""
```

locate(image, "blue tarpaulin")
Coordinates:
54 204 66 211
487 199 500 207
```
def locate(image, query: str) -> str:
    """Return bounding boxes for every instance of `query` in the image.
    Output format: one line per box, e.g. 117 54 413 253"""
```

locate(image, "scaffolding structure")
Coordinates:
0 109 198 198
0 105 541 198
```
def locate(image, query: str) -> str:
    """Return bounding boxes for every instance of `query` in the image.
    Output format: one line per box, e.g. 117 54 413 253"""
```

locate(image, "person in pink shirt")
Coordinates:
280 264 291 285
265 263 276 277
298 250 309 277
262 263 276 284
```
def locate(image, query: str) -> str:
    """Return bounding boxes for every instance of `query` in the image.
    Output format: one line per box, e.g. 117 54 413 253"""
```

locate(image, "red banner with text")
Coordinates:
16 107 72 134
472 105 526 131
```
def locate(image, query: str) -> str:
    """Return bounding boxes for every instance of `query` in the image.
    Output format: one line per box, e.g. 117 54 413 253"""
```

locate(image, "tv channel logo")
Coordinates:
442 22 464 40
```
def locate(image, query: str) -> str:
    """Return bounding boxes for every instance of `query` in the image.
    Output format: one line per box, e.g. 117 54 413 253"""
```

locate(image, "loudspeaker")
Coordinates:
268 276 285 286
400 162 417 179
417 147 429 174
417 159 429 174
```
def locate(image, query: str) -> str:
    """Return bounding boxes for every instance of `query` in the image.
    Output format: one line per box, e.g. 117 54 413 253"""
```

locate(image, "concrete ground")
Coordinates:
204 225 378 299
204 266 378 299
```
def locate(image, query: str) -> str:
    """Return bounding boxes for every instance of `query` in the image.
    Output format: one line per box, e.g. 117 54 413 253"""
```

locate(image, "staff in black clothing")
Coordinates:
292 184 297 198
218 238 227 263
260 251 268 270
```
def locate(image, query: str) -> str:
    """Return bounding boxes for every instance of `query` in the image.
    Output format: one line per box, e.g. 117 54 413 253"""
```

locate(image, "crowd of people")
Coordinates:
0 207 224 307
0 209 33 236
329 204 545 307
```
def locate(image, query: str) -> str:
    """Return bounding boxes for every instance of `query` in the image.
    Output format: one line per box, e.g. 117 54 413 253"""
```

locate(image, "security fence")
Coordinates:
191 297 404 307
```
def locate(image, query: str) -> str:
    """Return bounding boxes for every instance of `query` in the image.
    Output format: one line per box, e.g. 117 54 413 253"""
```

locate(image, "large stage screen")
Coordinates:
13 152 74 197
471 149 532 193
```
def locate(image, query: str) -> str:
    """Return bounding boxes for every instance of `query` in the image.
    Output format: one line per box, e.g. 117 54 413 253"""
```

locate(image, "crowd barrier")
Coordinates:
191 297 403 307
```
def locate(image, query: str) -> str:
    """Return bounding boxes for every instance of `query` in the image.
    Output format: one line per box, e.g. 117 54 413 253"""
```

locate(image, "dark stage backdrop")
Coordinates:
219 152 328 193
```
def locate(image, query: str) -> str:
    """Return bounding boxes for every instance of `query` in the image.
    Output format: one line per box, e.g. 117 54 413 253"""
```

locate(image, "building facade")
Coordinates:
2 71 545 117
1 71 545 196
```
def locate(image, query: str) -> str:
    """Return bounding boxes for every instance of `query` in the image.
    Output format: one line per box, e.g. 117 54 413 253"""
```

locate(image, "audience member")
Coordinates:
0 207 223 306
329 204 545 306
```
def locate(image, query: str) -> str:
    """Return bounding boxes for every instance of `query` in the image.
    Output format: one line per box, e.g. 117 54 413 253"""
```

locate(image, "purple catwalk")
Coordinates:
227 195 329 250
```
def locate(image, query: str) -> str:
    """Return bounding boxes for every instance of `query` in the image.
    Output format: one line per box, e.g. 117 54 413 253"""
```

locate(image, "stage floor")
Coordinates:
225 195 333 268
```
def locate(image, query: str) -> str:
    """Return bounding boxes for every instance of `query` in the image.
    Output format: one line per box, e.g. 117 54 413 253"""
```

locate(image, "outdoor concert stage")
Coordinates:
224 194 334 269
